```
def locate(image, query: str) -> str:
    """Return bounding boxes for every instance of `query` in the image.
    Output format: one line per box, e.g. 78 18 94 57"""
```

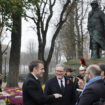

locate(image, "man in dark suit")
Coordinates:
22 60 62 105
98 63 105 83
44 64 76 105
77 64 105 105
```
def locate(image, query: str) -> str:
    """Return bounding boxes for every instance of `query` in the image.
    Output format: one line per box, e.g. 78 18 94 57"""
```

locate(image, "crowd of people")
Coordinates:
22 59 105 105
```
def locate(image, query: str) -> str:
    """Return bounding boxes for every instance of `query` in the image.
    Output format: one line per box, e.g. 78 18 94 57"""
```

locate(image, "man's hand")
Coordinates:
53 93 62 98
77 77 85 89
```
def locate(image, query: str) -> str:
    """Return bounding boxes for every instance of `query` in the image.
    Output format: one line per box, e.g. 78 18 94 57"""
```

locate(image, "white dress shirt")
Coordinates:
57 78 65 87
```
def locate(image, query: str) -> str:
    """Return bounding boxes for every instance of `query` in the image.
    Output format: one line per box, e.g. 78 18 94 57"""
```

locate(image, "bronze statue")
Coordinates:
87 0 105 59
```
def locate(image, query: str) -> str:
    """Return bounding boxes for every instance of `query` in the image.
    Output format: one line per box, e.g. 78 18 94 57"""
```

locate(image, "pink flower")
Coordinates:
67 80 70 85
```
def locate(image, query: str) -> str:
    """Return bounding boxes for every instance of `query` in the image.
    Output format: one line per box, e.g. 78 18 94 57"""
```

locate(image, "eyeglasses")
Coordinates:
56 70 65 73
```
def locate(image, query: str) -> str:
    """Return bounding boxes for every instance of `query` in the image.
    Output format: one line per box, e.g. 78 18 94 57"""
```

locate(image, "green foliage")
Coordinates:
28 0 40 5
0 0 39 29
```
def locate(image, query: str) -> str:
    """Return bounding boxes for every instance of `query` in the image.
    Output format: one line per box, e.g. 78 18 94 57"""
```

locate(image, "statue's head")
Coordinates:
90 0 99 9
90 0 99 6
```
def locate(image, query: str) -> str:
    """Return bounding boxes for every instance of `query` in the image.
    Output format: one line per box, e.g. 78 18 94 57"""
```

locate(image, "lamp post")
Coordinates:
4 52 7 82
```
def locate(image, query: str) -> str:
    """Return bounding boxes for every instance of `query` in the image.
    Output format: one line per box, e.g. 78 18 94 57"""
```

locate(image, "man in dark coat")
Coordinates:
44 64 76 105
22 60 62 105
87 0 105 59
98 63 105 83
77 64 105 105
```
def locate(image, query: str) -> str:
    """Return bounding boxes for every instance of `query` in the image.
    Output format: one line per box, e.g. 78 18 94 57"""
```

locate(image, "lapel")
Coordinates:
27 73 36 80
55 77 68 94
65 78 69 91
27 73 41 86
55 77 61 91
28 73 43 93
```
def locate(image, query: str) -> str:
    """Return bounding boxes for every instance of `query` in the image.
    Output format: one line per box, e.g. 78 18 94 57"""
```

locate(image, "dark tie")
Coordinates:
60 80 65 92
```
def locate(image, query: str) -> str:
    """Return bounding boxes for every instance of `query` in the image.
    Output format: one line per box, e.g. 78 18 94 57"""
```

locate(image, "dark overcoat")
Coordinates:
77 79 105 105
44 77 76 105
22 73 55 105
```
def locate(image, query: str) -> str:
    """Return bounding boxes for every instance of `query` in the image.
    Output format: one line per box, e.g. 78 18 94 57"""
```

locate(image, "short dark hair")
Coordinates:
98 63 105 75
29 60 44 72
66 68 73 72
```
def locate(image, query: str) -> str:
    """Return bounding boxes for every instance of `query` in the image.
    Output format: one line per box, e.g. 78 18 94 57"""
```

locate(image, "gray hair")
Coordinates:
56 64 65 70
87 65 101 76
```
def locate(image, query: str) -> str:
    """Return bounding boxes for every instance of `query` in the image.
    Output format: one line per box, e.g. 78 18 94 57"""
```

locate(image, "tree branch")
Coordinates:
2 40 11 55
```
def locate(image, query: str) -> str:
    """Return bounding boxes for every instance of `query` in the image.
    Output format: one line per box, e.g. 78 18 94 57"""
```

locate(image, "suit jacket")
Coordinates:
22 73 55 105
77 79 105 105
44 76 76 105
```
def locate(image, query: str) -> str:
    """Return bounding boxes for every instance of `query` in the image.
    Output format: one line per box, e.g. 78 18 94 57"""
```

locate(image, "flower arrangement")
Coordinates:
0 87 23 105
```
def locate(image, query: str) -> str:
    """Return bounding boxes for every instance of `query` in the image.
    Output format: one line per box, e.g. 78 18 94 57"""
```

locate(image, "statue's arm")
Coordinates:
100 11 105 29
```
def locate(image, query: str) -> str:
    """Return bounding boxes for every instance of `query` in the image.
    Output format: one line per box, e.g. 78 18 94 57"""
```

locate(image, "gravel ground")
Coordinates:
1 82 23 88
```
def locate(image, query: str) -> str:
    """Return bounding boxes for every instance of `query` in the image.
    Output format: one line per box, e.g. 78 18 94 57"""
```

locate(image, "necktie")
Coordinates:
60 80 65 92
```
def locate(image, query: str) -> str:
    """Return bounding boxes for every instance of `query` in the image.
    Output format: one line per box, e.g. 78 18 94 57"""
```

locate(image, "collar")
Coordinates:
31 73 38 80
57 77 65 82
84 76 101 90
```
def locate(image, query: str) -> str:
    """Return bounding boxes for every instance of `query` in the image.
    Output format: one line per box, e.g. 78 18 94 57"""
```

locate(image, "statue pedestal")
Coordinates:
65 58 105 75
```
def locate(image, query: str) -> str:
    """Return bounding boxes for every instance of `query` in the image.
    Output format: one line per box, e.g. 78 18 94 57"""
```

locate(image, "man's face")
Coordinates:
35 63 45 77
101 71 105 79
79 70 86 77
84 70 90 82
66 71 72 77
56 67 65 79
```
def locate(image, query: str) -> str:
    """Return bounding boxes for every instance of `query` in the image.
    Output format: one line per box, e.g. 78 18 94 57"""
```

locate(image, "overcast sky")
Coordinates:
2 0 105 53
2 19 37 52
2 0 62 53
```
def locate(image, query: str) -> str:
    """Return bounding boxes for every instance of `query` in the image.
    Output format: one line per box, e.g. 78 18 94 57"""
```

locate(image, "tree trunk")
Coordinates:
7 13 21 87
75 7 83 58
43 62 49 83
0 41 2 74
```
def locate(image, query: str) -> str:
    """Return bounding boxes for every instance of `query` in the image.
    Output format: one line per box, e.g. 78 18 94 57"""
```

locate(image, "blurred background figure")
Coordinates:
98 63 105 83
77 58 87 90
66 68 73 81
66 67 78 89
66 67 79 101
78 58 87 80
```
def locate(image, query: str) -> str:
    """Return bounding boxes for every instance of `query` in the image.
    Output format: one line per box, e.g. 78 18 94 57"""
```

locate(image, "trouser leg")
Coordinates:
91 40 100 59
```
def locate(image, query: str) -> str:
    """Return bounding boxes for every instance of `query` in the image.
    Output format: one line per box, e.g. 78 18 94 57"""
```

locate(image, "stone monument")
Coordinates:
87 0 105 59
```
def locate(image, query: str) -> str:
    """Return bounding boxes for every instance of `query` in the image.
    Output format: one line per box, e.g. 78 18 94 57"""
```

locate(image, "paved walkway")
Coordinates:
1 82 23 88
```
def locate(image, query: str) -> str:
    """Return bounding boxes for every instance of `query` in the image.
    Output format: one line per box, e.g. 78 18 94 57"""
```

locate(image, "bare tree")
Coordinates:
0 14 4 74
26 39 37 60
27 0 79 82
55 0 90 61
75 0 89 58
54 1 77 61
